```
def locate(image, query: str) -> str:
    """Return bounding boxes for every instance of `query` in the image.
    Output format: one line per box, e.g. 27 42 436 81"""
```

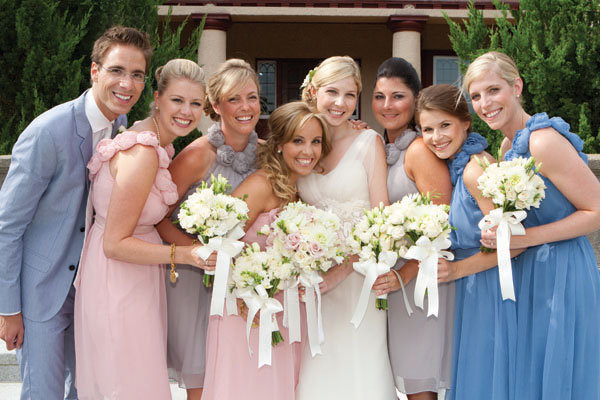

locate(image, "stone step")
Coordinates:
0 350 19 383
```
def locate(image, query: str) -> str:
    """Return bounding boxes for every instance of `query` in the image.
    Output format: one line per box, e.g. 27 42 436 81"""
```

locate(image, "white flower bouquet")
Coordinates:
477 155 546 301
260 201 345 356
231 243 294 367
176 174 249 315
398 193 454 318
346 203 410 328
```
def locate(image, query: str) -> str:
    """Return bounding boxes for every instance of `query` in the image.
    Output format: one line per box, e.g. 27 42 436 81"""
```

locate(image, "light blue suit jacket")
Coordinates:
0 90 126 322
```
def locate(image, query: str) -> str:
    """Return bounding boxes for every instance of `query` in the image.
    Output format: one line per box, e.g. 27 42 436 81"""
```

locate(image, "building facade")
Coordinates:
161 0 518 135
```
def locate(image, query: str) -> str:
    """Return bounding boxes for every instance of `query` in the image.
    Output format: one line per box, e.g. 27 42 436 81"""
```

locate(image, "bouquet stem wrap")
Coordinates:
478 208 526 301
350 251 397 328
238 285 284 367
196 224 246 316
299 272 324 357
406 236 453 317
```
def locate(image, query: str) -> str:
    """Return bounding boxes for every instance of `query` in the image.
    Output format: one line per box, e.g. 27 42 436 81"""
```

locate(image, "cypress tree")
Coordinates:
445 0 600 153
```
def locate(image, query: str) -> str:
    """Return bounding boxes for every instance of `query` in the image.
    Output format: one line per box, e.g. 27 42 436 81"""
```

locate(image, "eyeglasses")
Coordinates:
97 64 146 84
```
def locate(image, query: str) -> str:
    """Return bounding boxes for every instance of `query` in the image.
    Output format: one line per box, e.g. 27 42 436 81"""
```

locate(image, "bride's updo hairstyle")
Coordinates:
415 84 472 133
150 58 206 115
204 58 260 121
258 101 331 206
463 51 520 96
301 56 362 106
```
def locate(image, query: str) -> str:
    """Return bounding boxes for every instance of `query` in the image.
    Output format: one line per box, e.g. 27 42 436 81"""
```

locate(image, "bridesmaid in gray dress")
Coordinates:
156 59 260 400
370 58 454 400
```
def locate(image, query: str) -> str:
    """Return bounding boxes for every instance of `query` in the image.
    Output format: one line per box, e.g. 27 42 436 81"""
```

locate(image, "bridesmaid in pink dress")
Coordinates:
202 101 330 400
74 59 210 399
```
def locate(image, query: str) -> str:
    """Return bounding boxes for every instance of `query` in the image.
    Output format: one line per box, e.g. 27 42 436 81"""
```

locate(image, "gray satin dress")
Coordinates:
165 123 258 388
385 129 454 394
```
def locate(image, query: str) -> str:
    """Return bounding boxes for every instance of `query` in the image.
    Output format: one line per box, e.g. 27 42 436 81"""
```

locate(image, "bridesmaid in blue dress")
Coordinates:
415 84 521 400
465 51 600 399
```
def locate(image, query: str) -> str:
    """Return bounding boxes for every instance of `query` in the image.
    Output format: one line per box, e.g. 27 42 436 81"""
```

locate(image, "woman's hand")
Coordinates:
349 119 370 130
237 299 259 327
319 258 354 294
182 246 217 271
480 227 498 249
372 270 401 296
438 258 459 283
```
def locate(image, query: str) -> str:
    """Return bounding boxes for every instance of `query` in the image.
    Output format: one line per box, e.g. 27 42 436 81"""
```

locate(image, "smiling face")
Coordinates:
90 44 147 121
311 76 358 127
468 68 522 133
213 80 260 137
154 78 205 143
372 77 416 134
420 109 470 160
280 117 324 182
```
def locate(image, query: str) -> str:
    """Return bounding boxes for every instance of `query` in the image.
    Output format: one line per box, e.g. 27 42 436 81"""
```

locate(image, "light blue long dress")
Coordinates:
506 113 600 399
446 133 518 400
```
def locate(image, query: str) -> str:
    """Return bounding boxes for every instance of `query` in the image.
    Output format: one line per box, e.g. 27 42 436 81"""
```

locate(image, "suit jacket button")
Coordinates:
80 227 85 232
69 265 76 271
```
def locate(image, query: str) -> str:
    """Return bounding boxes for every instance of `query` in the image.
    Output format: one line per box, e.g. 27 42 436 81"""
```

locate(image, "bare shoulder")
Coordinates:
406 137 436 160
172 136 215 173
233 170 271 196
529 127 571 158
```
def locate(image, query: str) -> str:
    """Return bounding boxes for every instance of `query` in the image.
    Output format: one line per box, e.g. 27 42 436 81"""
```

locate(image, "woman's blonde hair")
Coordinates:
301 56 362 105
463 51 520 93
204 59 260 121
151 59 206 114
258 101 331 206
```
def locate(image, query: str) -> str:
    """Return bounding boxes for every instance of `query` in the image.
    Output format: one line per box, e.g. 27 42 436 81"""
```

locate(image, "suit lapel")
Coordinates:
74 89 93 191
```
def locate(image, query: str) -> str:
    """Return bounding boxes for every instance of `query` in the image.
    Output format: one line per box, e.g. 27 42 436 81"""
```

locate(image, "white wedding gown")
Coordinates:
296 130 396 400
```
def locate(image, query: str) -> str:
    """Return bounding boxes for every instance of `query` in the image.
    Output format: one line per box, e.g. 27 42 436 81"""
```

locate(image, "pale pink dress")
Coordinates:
74 131 178 399
202 208 306 400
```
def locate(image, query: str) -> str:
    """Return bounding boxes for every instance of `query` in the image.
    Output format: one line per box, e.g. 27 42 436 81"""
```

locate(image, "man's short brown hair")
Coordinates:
91 26 153 72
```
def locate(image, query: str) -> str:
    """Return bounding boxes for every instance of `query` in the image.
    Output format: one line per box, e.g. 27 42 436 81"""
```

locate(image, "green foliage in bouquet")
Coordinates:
0 0 204 155
445 0 600 154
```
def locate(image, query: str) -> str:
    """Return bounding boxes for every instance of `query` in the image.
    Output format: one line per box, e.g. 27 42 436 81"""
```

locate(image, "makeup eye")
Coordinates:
374 94 384 100
192 101 202 107
394 94 405 100
171 98 183 103
421 127 432 133
326 89 337 95
470 93 480 101
312 138 322 144
293 137 304 144
441 122 450 128
489 87 499 94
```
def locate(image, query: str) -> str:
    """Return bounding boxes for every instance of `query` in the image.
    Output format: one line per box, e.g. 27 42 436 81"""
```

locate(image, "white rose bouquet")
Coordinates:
260 201 345 356
399 193 454 318
176 174 249 315
231 243 294 367
476 155 546 301
346 203 410 328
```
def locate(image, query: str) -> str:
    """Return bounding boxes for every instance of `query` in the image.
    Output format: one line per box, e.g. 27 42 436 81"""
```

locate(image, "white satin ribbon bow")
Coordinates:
238 285 284 368
195 224 246 316
283 279 301 344
405 236 454 317
299 271 324 357
350 250 397 328
478 207 526 301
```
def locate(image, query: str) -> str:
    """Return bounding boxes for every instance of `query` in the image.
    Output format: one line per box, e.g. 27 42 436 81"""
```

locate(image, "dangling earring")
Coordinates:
277 149 282 154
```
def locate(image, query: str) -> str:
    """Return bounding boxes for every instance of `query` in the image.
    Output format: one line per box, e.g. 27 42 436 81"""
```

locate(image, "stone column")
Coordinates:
387 16 428 80
194 13 231 134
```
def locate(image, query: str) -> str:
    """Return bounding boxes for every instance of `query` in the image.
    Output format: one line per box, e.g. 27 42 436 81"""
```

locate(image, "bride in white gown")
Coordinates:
296 56 396 400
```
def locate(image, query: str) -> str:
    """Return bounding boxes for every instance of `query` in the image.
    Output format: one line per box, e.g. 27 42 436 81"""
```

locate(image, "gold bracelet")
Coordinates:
169 243 178 284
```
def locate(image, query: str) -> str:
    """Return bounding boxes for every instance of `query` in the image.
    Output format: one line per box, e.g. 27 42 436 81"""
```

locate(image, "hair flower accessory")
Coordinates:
300 68 317 89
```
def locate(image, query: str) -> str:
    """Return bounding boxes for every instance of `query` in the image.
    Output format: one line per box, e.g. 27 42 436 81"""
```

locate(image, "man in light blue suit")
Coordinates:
0 26 152 399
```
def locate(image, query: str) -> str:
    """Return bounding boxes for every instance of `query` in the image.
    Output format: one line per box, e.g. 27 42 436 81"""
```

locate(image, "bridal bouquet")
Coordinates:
346 203 410 328
231 243 294 367
477 156 546 301
176 174 249 315
260 201 345 356
398 193 454 318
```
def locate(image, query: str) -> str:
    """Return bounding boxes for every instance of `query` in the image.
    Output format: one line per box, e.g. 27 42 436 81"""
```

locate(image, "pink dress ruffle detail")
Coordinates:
87 130 178 205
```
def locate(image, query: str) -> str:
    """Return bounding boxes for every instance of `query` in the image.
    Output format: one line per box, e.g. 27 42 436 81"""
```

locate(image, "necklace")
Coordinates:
151 116 161 146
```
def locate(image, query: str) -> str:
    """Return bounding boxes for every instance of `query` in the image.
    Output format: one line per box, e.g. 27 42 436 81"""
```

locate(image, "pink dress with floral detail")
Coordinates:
202 208 307 400
74 130 178 399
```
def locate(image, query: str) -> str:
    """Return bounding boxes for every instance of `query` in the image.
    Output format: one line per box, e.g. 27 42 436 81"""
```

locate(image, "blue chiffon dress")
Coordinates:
506 113 600 399
446 133 518 400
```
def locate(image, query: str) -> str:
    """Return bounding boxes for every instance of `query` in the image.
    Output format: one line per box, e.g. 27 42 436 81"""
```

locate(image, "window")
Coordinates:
433 56 462 87
257 61 277 117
